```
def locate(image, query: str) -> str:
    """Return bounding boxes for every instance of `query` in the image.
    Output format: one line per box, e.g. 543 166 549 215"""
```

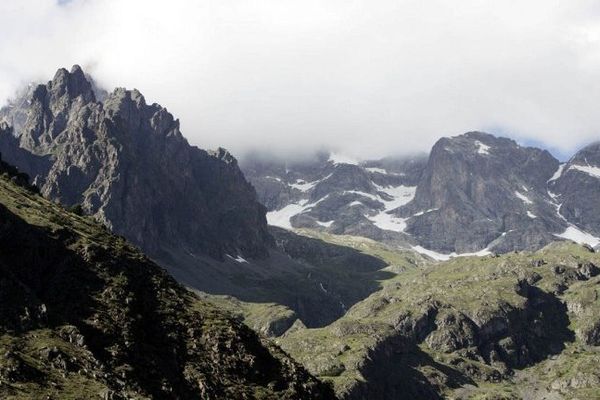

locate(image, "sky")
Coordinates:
1 1 600 160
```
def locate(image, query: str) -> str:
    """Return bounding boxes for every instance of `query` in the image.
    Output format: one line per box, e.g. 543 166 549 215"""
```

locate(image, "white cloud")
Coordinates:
2 0 600 159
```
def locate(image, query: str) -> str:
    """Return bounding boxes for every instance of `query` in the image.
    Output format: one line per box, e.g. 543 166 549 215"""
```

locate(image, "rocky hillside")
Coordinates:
395 132 564 254
549 141 600 237
0 65 271 262
243 132 600 257
276 236 600 399
164 225 409 332
0 156 334 399
241 151 426 247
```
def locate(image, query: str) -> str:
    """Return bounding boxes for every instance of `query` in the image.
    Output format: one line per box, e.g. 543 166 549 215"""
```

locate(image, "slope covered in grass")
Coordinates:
277 233 600 399
0 162 335 400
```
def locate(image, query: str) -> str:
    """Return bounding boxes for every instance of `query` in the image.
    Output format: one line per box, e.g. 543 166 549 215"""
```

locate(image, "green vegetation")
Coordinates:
275 232 600 399
0 173 334 399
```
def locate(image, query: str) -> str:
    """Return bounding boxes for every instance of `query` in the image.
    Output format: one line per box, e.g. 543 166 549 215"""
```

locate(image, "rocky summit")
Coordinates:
0 155 334 400
243 132 600 258
0 65 271 262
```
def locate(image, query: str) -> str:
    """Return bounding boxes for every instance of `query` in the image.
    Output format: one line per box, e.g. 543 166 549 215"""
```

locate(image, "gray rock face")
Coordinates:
396 132 566 253
0 65 272 261
549 142 600 236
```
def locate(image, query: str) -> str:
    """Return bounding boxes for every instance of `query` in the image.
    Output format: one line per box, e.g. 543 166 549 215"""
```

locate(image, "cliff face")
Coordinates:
396 132 564 253
549 142 600 236
0 65 272 261
0 157 334 399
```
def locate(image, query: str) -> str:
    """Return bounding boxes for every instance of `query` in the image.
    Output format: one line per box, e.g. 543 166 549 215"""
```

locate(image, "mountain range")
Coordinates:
1 66 600 399
242 132 600 258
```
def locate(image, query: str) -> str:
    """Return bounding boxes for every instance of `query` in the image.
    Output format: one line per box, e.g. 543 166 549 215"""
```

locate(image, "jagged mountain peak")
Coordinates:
47 64 96 104
0 66 272 262
209 147 238 164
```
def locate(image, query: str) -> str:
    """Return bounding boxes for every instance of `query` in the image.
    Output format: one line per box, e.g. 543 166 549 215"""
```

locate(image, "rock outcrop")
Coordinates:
395 132 565 253
0 65 272 261
278 241 600 400
549 141 600 236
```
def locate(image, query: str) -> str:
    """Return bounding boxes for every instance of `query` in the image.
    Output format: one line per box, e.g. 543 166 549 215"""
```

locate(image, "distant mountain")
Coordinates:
243 132 600 257
394 132 565 254
241 151 427 247
549 141 600 237
0 156 333 399
0 65 271 262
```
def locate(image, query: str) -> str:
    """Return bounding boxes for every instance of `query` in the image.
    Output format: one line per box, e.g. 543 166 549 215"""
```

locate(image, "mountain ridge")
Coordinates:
0 65 272 262
243 131 600 258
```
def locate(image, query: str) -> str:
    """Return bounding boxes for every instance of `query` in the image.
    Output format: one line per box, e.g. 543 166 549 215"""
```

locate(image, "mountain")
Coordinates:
394 132 565 254
549 141 600 237
243 132 600 257
241 151 427 246
0 66 398 334
0 156 334 399
0 65 271 262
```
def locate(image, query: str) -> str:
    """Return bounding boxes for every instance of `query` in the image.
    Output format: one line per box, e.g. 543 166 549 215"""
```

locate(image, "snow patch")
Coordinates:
265 176 282 182
515 191 533 205
349 201 363 207
475 141 491 155
548 164 565 182
555 226 600 247
413 208 439 217
266 202 308 229
290 179 317 192
366 185 417 232
369 212 409 232
289 173 333 192
226 254 248 263
365 167 388 174
411 245 492 261
552 201 568 222
527 211 537 219
329 153 358 165
266 196 330 229
569 164 600 179
319 282 328 293
316 220 334 228
375 184 417 210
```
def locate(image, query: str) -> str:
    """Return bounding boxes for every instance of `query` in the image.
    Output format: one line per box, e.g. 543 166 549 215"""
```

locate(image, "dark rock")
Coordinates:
549 142 600 236
0 66 272 262
395 132 565 253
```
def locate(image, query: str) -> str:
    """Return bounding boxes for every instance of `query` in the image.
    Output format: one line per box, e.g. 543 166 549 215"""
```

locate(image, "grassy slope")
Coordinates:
276 232 600 399
0 173 335 400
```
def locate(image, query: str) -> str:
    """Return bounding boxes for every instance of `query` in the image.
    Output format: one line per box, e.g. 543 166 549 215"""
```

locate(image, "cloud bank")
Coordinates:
1 0 600 159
